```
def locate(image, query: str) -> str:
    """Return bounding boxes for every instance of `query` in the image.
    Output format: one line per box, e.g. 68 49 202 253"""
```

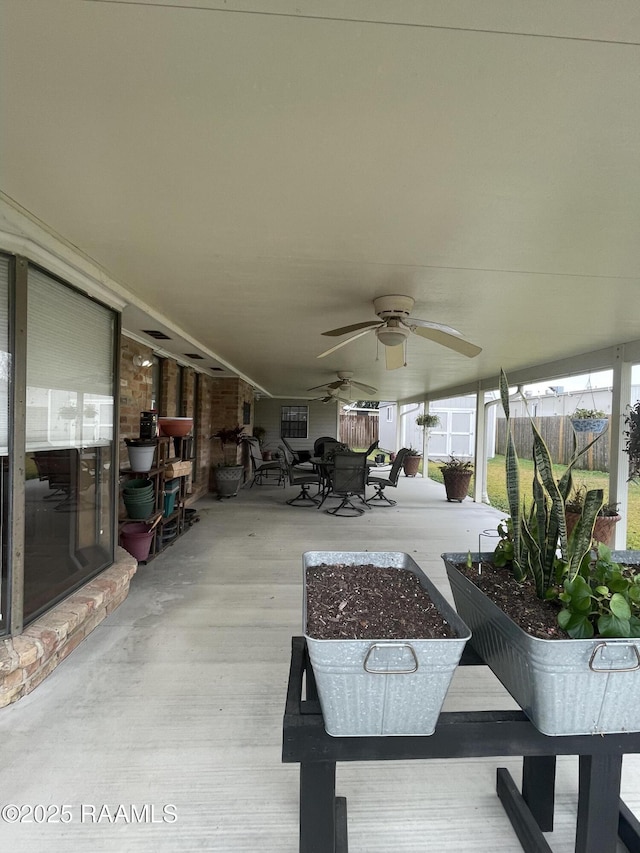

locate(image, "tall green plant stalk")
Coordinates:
498 369 605 598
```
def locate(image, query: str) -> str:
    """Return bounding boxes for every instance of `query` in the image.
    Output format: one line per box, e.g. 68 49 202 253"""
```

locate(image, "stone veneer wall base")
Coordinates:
0 547 137 708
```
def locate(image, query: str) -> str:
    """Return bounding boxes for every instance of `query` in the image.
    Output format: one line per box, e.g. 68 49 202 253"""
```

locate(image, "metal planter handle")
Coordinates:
363 643 419 674
589 642 640 673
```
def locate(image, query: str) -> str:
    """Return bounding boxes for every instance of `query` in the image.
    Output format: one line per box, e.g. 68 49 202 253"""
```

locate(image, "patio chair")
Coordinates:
364 439 379 457
324 451 370 517
246 437 284 487
313 436 338 458
279 446 322 506
366 447 410 507
280 435 312 466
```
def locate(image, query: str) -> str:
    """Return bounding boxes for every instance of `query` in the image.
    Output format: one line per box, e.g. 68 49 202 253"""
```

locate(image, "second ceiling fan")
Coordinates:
307 370 377 405
317 295 482 370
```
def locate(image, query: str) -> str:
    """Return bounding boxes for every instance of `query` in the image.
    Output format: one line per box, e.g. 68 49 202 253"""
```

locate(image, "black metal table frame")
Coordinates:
282 636 640 853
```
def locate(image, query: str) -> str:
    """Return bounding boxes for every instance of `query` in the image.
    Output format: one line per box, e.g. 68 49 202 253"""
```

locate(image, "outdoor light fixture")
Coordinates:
375 320 410 348
133 355 153 368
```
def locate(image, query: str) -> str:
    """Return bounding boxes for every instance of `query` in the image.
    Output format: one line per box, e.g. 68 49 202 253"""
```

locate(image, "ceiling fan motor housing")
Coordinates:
373 294 415 319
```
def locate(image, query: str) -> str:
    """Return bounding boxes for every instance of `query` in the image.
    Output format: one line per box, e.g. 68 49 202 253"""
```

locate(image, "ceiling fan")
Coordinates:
309 387 354 406
317 295 482 370
307 372 378 403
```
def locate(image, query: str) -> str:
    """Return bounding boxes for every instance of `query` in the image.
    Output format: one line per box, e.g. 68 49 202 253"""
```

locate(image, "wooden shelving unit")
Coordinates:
119 436 192 562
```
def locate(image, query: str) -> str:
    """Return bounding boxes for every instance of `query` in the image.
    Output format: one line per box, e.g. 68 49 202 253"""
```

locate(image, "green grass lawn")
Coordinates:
428 456 640 550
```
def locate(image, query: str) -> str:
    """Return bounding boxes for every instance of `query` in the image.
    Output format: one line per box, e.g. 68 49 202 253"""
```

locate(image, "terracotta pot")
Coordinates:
565 511 622 547
402 455 421 477
441 469 473 502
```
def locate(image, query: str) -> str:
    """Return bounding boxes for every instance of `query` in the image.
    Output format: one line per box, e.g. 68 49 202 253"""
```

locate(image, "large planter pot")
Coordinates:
120 522 155 562
304 551 470 736
402 455 421 477
443 551 640 736
570 417 608 434
125 438 157 473
213 464 244 498
441 469 473 502
566 511 621 547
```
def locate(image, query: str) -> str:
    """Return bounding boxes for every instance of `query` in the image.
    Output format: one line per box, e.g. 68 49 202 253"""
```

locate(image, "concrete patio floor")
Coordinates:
1 474 639 852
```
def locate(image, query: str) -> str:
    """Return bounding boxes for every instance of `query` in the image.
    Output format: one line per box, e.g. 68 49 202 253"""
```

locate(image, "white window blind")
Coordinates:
26 267 115 448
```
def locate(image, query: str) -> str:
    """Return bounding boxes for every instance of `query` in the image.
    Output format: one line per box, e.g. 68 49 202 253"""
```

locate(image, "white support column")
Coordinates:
421 399 427 478
610 347 632 548
473 386 486 503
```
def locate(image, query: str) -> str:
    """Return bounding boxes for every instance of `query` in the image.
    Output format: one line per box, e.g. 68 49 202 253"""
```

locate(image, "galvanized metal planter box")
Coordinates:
304 551 471 737
443 551 640 736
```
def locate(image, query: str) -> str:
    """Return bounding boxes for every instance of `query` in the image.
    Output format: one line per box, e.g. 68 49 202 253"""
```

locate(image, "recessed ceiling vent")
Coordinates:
184 353 204 359
142 329 171 340
210 367 223 372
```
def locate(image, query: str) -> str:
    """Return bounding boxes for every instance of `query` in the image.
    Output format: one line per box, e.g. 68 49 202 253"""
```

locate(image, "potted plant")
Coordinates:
569 407 608 434
624 400 640 480
443 368 640 735
211 425 246 498
416 413 440 429
565 484 621 547
439 456 473 502
303 550 471 736
402 447 421 477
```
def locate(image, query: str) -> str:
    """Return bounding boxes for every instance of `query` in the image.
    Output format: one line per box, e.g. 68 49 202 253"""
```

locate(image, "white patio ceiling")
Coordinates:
2 0 640 402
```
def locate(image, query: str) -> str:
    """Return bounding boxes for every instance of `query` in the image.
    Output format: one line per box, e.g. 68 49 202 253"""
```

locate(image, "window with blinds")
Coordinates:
26 268 115 450
22 265 116 624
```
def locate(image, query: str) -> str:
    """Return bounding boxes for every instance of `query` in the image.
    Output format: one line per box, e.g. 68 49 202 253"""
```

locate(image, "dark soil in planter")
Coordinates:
306 563 455 640
455 558 640 641
454 560 570 640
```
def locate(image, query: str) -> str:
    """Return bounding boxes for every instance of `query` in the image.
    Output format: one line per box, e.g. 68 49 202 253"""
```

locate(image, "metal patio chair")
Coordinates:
280 435 312 466
324 451 370 517
279 446 322 506
246 437 284 487
366 447 410 507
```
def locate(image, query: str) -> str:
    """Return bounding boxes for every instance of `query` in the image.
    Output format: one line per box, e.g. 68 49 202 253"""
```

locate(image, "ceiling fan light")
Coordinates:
375 326 409 348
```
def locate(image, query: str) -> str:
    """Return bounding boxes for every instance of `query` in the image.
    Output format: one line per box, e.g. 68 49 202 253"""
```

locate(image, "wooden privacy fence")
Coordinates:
495 416 611 472
339 413 378 449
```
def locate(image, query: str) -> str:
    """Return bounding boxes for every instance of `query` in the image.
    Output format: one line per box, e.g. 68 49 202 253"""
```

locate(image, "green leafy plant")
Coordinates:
404 447 422 457
416 413 440 429
211 425 245 446
493 518 515 567
565 484 620 518
211 425 246 465
555 544 640 639
624 400 640 481
572 408 606 419
493 369 639 638
439 455 473 472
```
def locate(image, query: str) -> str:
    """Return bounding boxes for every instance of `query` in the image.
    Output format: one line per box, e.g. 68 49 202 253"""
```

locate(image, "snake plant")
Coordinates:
498 369 605 599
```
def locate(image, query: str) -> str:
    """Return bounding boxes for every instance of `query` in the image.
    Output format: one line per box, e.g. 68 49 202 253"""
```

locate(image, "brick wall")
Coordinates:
208 377 254 490
119 335 256 499
0 549 137 707
119 338 155 467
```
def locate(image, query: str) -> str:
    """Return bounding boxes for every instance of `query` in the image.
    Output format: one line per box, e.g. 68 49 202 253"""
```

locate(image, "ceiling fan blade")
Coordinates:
406 316 462 337
317 328 375 359
385 345 405 371
321 321 381 337
413 326 482 357
307 379 342 392
350 380 378 395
